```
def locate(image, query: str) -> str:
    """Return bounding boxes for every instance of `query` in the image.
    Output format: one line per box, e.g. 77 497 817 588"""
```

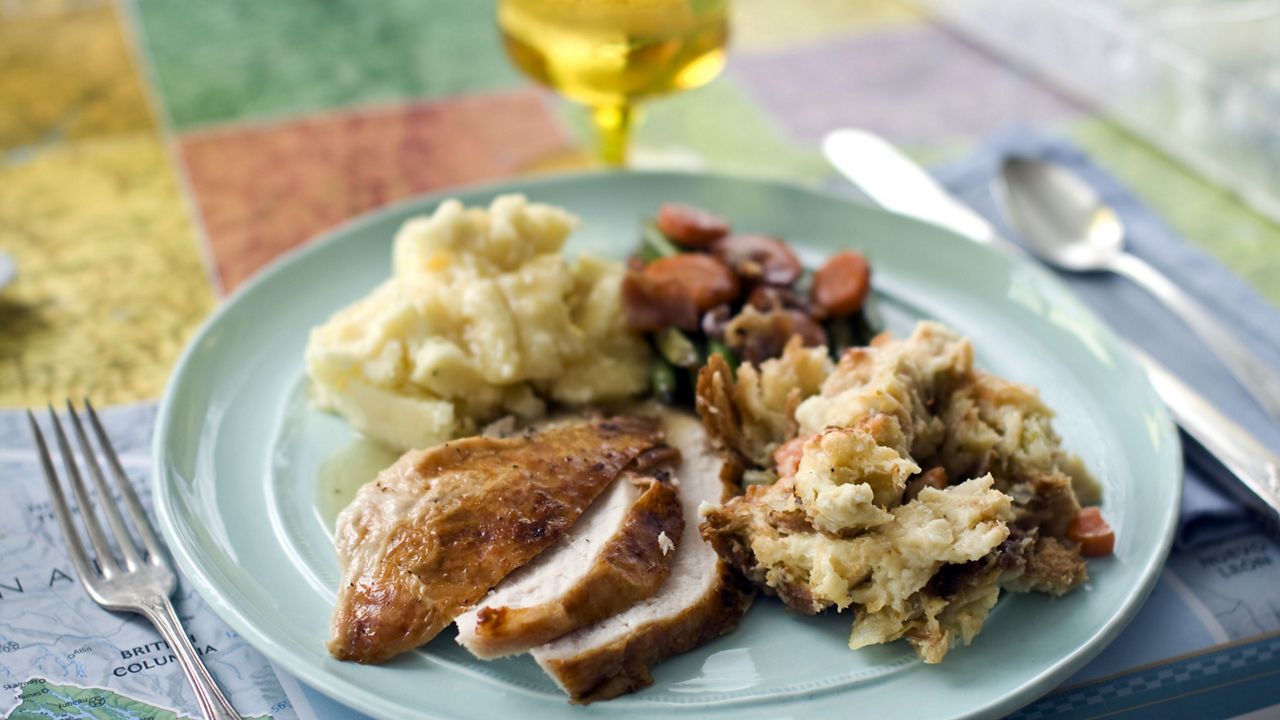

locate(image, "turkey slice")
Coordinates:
530 409 754 702
456 470 683 659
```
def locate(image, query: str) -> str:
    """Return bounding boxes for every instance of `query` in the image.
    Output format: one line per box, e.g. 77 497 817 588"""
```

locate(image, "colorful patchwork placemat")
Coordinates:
3 0 1276 409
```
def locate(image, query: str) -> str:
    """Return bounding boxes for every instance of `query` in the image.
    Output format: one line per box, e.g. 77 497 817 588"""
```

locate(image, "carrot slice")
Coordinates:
621 272 699 331
657 203 730 247
644 254 740 312
811 251 871 317
1067 506 1115 557
772 436 810 482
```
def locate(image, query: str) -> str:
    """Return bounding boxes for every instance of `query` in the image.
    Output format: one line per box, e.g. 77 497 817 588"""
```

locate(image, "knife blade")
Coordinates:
822 128 1280 529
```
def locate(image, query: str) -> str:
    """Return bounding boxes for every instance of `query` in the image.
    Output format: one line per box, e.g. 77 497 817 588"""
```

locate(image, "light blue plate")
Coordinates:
153 172 1181 720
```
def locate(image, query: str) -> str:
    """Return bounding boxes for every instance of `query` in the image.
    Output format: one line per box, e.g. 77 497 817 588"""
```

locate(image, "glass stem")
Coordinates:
592 102 635 166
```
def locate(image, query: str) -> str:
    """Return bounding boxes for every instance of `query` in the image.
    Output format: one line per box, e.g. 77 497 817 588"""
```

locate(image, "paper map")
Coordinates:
0 406 297 720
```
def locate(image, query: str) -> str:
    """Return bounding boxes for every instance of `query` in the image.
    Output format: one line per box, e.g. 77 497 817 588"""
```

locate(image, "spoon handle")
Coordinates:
1110 251 1280 425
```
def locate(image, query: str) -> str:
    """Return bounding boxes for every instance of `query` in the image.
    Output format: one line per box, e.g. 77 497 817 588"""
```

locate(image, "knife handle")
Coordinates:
1133 348 1280 529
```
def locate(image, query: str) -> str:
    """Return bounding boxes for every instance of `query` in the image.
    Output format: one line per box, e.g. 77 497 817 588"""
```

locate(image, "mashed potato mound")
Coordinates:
306 194 650 451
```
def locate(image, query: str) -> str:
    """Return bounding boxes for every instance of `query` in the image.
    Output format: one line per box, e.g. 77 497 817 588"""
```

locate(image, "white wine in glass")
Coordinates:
498 0 729 166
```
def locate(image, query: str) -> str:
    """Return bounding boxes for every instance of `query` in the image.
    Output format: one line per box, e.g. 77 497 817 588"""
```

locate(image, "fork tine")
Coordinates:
66 400 144 570
47 404 120 577
83 398 166 564
28 410 98 584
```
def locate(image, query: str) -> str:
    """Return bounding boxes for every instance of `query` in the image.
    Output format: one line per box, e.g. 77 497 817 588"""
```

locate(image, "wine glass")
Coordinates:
498 0 730 166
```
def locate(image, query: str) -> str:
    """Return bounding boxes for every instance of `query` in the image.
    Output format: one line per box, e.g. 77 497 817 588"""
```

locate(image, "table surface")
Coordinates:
2 0 1278 410
3 2 1280 719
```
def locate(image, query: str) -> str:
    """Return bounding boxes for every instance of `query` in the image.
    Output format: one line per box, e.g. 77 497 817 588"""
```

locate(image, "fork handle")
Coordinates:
138 594 244 720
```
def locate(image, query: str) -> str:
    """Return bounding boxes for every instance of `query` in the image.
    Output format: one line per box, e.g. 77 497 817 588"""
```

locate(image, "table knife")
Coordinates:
822 128 1280 530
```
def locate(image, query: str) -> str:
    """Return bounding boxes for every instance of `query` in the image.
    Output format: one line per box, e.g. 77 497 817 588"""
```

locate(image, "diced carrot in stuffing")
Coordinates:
1067 506 1115 557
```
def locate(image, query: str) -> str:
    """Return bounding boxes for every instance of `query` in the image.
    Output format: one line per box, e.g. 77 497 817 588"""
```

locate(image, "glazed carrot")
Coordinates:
773 435 810 482
621 272 699 331
657 203 730 247
644 254 740 312
1067 506 1115 557
811 251 871 318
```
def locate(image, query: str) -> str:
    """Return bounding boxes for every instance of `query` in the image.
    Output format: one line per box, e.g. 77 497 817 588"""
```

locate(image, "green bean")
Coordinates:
656 327 700 368
641 220 682 259
637 245 660 263
706 338 738 371
742 469 778 486
828 316 857 357
793 267 814 296
650 357 679 404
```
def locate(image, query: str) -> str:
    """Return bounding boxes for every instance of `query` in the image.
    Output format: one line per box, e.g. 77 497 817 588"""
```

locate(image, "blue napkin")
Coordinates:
930 125 1280 547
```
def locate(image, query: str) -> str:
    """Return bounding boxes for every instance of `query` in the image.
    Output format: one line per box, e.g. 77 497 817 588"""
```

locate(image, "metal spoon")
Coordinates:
996 155 1280 425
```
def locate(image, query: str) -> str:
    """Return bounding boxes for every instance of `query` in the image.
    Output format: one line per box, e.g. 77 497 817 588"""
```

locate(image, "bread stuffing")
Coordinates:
699 321 1107 663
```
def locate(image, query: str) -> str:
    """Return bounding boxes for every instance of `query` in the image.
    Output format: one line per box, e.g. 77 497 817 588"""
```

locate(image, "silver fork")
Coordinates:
28 400 242 720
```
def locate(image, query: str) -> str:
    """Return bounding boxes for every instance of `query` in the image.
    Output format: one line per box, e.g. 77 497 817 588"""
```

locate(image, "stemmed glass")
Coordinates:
498 0 730 166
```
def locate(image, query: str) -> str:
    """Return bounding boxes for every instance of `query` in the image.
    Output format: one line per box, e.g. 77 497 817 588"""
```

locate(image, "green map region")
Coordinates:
4 678 270 720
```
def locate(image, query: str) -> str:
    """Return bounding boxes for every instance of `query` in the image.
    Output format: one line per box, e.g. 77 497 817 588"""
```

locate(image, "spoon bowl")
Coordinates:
995 154 1280 425
996 156 1126 272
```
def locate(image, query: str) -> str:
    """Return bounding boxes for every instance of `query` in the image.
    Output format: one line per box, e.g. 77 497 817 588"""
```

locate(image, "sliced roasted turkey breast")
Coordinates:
455 471 684 659
530 409 754 703
328 415 665 664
